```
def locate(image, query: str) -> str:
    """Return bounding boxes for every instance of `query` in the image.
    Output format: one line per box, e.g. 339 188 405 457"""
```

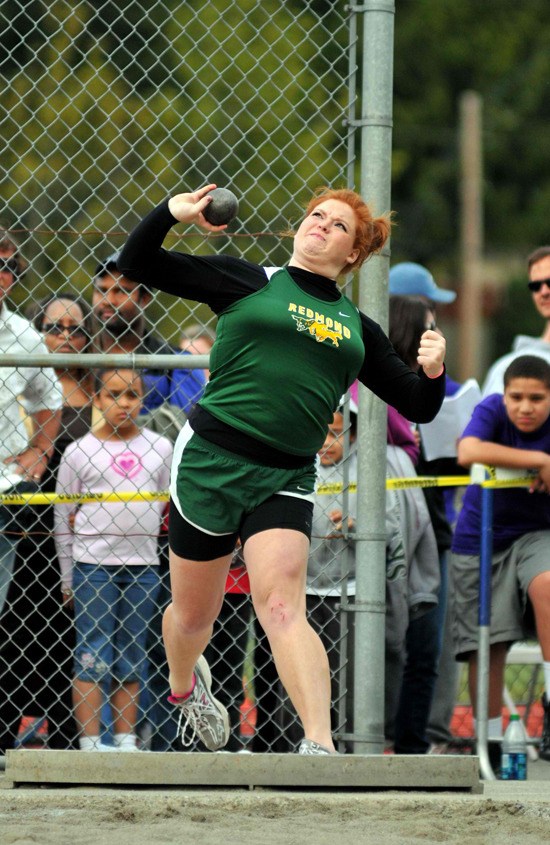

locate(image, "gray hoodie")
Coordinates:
386 445 440 620
307 447 406 596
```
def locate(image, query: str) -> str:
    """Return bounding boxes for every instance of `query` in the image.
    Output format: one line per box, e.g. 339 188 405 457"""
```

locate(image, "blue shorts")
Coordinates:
73 562 161 683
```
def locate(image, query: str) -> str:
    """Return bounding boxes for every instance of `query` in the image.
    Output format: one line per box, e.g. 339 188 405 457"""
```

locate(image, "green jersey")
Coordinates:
200 268 364 457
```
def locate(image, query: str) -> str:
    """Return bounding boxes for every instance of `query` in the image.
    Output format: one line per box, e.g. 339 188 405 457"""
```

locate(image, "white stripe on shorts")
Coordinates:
170 421 234 537
276 490 316 504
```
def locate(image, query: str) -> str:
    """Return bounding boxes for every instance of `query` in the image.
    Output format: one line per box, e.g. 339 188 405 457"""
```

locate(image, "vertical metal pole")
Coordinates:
458 91 484 382
353 0 395 754
336 396 352 752
477 483 496 780
337 0 361 753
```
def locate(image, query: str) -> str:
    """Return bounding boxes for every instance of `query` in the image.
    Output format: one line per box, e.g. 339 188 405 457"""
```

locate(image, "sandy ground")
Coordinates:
2 770 550 845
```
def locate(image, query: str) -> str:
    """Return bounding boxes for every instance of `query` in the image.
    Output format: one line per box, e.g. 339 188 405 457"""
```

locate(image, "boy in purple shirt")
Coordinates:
451 355 550 762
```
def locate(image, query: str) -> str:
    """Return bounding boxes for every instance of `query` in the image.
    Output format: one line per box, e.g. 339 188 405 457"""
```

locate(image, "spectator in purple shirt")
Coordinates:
452 354 550 763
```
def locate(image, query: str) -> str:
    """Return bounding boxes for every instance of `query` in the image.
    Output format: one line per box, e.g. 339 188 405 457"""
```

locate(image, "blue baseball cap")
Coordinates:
389 262 456 303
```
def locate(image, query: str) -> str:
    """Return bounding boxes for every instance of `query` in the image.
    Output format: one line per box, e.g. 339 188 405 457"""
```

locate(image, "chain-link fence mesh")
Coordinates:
1 0 360 755
0 0 545 757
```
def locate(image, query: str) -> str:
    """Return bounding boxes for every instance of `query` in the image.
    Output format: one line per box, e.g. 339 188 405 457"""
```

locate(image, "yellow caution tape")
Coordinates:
0 490 171 505
313 476 471 495
481 477 532 489
387 475 471 491
0 470 535 505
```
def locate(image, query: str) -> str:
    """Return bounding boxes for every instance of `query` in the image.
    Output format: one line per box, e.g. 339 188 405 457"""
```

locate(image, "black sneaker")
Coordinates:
540 693 550 762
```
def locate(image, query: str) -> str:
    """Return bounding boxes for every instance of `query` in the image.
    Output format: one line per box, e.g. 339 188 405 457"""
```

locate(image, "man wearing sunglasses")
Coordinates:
483 247 550 397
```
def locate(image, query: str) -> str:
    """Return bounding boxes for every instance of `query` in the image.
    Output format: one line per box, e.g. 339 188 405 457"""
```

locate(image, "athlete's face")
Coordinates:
529 256 550 321
503 377 550 433
292 200 360 278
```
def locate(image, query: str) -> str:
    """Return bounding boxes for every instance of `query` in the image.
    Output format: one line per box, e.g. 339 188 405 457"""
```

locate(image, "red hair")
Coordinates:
305 187 393 273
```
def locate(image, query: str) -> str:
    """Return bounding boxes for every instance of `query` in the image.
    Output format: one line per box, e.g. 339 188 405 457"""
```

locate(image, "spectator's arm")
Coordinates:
28 408 60 456
13 359 63 478
8 408 61 480
54 448 80 592
458 435 550 472
385 487 406 582
169 362 206 411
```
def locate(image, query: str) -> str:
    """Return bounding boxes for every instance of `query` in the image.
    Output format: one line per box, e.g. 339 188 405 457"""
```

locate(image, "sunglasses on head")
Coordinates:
42 322 87 337
527 278 550 293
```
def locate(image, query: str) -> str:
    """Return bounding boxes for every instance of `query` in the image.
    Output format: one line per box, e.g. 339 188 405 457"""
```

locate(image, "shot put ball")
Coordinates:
203 187 239 226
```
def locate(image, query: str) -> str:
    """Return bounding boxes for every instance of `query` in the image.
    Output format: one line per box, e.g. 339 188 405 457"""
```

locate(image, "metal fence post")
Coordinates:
475 466 497 780
353 0 395 754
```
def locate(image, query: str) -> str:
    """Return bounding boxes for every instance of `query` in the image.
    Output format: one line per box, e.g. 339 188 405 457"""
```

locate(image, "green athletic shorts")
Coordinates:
172 431 317 536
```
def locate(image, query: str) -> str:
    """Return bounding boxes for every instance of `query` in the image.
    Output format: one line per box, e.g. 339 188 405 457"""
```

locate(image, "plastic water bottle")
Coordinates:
500 714 528 780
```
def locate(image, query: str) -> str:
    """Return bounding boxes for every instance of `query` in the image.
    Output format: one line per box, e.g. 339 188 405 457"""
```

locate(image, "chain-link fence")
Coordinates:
0 0 363 755
1 1 546 759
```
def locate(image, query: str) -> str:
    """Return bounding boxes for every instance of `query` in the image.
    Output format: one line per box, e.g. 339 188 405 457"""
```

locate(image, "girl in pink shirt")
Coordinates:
54 369 172 752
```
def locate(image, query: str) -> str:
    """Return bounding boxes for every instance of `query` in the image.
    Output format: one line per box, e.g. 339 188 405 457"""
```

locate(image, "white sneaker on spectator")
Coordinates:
114 732 139 752
428 742 450 755
78 736 116 752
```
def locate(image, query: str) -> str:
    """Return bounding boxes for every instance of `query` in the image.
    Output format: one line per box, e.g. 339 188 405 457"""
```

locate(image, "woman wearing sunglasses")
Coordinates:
32 293 95 424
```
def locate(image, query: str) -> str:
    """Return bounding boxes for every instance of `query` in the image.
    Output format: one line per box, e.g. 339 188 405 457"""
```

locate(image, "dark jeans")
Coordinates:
146 553 179 751
0 481 40 616
251 616 290 753
427 551 461 746
0 525 76 753
393 603 440 754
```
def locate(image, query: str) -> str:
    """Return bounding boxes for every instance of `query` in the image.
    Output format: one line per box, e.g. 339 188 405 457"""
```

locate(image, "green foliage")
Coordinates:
1 0 351 332
4 0 550 335
391 0 550 265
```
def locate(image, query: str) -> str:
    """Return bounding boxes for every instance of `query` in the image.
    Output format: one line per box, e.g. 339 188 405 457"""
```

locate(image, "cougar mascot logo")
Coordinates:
292 315 343 347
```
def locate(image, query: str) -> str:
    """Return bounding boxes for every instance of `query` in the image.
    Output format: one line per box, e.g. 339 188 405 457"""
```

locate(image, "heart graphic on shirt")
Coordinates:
112 451 142 479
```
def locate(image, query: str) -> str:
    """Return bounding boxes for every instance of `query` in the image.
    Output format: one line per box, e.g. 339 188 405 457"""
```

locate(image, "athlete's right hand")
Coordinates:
168 185 228 232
